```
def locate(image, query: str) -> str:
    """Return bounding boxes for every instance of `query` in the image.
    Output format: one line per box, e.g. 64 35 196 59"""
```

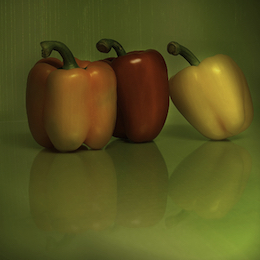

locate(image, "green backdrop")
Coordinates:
0 0 259 125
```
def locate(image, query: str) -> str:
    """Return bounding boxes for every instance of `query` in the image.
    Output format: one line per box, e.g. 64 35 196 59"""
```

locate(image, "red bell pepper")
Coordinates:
96 39 169 143
26 41 117 152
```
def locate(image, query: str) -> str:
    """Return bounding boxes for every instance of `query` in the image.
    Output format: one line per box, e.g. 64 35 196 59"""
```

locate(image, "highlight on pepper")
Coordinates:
26 41 117 152
167 41 254 140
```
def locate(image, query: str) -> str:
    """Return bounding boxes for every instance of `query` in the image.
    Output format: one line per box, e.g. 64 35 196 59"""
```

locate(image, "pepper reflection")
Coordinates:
29 141 168 233
29 147 117 233
106 139 168 228
167 141 251 224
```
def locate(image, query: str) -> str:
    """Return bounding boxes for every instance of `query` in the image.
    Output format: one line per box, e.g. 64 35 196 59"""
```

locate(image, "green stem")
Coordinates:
96 39 127 57
167 41 200 66
40 41 79 70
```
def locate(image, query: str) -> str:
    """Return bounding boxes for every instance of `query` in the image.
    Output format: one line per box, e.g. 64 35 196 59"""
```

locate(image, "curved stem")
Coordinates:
96 39 127 57
40 41 79 70
167 41 200 66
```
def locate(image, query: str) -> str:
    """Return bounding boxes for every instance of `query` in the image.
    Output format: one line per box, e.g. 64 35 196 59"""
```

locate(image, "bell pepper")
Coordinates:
96 39 169 143
167 41 254 140
26 41 117 152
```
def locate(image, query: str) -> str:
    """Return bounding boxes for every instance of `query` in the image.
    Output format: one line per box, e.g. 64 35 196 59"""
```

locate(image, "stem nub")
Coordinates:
96 39 127 57
167 41 200 66
40 41 79 70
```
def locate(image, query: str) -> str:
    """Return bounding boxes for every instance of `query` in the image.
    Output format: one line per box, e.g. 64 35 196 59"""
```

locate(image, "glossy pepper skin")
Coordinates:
96 39 169 143
26 41 117 152
167 41 254 140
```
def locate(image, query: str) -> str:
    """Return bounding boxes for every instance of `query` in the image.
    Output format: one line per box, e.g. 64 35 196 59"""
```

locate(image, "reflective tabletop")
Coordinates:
0 120 259 260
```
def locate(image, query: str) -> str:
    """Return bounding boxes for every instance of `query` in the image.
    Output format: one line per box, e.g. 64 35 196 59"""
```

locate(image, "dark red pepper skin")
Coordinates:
106 50 169 143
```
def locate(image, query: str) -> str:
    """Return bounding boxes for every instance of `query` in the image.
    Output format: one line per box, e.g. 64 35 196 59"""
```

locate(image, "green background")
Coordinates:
0 0 259 126
0 1 260 259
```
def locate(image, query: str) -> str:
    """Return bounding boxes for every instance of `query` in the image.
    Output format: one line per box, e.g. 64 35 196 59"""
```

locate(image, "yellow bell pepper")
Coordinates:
167 41 254 140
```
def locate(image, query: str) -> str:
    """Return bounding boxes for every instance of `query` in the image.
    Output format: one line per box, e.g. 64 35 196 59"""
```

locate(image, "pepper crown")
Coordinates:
96 39 127 57
167 41 200 66
40 41 80 70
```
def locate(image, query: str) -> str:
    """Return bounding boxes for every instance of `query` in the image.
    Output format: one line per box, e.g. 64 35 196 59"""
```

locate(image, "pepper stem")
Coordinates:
96 39 127 57
167 41 200 66
40 41 79 70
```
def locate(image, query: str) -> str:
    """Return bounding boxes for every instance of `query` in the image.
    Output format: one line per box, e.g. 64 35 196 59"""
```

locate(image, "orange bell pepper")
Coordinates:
26 41 117 152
